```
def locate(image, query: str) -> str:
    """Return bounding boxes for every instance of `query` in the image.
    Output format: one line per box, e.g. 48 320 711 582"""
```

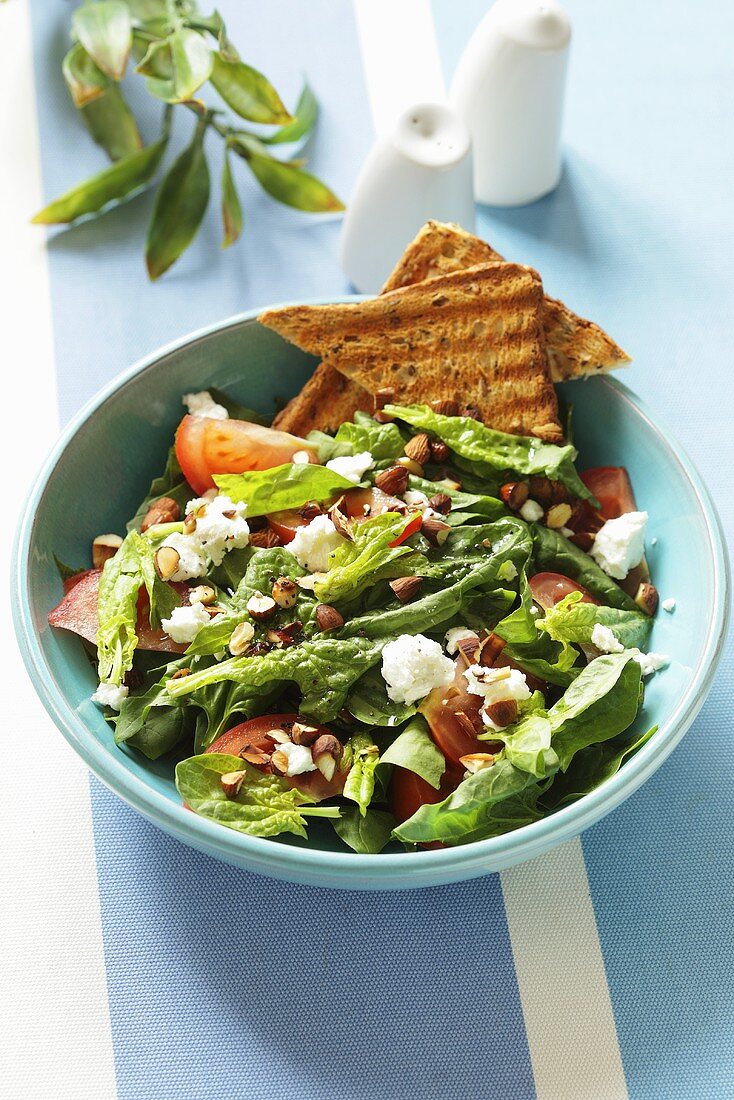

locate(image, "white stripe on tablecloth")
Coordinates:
353 5 628 1097
501 838 628 1099
0 4 118 1099
353 0 446 134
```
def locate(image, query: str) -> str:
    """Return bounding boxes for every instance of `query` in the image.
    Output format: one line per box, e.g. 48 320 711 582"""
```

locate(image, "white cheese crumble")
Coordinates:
161 602 211 644
520 498 544 523
590 511 648 579
91 682 129 710
182 390 228 420
404 489 430 508
275 741 317 776
662 598 676 612
288 514 346 573
591 623 624 654
161 494 250 580
445 626 478 655
381 634 454 704
633 650 669 677
464 666 531 729
160 531 209 582
325 451 374 484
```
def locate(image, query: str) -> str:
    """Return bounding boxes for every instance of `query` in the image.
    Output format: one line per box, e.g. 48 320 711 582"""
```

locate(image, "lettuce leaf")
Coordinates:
532 526 638 611
378 716 446 789
332 806 396 853
343 733 381 816
539 590 652 651
96 531 178 685
214 463 356 518
334 411 406 462
314 512 425 605
495 713 558 779
386 404 595 502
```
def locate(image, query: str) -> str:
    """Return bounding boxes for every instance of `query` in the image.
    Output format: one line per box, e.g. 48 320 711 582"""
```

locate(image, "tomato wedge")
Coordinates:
175 415 318 495
580 466 636 520
528 572 598 611
390 766 462 822
207 714 347 801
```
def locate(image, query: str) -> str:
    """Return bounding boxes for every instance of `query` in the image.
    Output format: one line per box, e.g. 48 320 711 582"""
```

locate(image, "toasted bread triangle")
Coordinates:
262 262 563 443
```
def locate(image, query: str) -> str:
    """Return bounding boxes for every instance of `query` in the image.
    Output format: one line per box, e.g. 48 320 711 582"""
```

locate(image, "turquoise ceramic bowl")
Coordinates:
13 305 730 890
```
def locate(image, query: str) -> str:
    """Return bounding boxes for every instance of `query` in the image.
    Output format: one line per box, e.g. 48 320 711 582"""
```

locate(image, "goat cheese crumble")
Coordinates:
91 682 129 710
325 451 374 484
182 390 228 420
520 498 544 523
161 602 211 644
445 626 478 655
662 598 676 612
288 514 346 573
381 634 454 704
633 650 669 677
404 489 430 508
275 741 317 776
591 623 624 653
161 494 250 580
591 511 648 579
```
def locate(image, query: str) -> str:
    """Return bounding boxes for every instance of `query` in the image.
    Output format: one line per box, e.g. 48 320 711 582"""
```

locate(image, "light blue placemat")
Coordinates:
28 1 733 1096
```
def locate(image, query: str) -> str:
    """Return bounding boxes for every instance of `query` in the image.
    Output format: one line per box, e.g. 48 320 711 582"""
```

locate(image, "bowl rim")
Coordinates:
12 303 731 883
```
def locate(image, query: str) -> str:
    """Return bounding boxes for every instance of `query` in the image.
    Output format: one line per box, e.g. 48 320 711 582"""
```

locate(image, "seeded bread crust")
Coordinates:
262 262 563 443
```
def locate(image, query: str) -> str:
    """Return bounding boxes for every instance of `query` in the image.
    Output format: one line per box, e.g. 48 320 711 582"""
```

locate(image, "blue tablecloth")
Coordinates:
24 1 734 1096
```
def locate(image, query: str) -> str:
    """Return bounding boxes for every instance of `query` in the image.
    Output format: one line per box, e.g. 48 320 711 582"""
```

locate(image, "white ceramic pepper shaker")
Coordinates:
339 102 474 294
450 0 571 207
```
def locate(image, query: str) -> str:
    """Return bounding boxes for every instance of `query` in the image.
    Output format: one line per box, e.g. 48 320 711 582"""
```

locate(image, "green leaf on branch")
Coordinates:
210 52 292 124
81 84 142 161
220 149 243 248
137 28 212 103
62 43 109 107
245 152 344 212
145 116 211 279
262 82 318 145
31 122 169 225
72 0 132 81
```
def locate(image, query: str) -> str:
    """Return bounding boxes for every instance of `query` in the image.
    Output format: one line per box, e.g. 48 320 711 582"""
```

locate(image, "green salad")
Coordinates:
49 392 669 852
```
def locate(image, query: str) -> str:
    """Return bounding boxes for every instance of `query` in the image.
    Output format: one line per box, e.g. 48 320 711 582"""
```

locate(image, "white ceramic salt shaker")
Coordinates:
450 0 571 207
339 102 474 294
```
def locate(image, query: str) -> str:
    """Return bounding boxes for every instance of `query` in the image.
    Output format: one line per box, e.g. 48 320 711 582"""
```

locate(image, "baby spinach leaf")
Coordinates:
343 734 381 816
532 527 638 611
127 446 192 532
332 806 396 854
347 667 417 727
115 658 192 759
176 753 311 838
494 713 558 779
539 590 652 651
407 475 506 522
214 463 354 518
379 716 445 789
549 653 642 771
386 404 594 503
541 725 657 810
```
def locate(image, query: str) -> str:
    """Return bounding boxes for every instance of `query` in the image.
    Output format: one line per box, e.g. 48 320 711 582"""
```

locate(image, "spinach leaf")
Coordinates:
314 512 425 605
503 634 580 688
207 387 270 426
332 806 396 854
214 463 355 518
175 753 328 839
189 678 282 751
167 635 383 724
493 713 558 779
54 555 86 585
378 716 445 789
541 725 657 810
334 411 406 463
549 653 642 770
532 527 638 611
386 404 594 502
539 590 652 651
408 475 506 522
347 666 417 727
343 733 381 816
115 656 190 758
127 446 193 532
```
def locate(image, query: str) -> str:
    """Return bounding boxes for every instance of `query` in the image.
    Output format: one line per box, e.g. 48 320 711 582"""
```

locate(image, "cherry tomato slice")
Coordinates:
389 511 422 547
206 714 347 801
175 415 318 495
580 466 636 520
528 572 598 612
390 766 462 825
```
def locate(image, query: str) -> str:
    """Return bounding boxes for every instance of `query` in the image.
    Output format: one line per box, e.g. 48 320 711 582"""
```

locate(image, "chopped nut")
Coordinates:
396 456 424 477
312 733 343 781
229 621 255 656
249 641 272 657
268 728 290 743
404 433 432 465
183 512 197 535
170 667 191 680
430 440 450 463
270 750 290 777
389 576 423 603
455 634 481 665
528 476 571 506
422 514 451 546
484 698 519 728
249 528 282 548
206 605 225 618
499 481 529 512
454 710 478 736
459 753 495 774
272 576 299 609
477 633 506 666
433 476 462 492
635 582 659 616
298 501 322 522
221 770 247 798
546 502 573 529
373 386 395 411
315 604 344 631
239 748 271 768
266 622 302 647
327 504 354 540
140 497 180 533
291 720 320 746
431 398 459 416
154 544 180 581
427 492 452 515
247 592 277 621
91 533 123 569
375 464 409 495
188 584 216 605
